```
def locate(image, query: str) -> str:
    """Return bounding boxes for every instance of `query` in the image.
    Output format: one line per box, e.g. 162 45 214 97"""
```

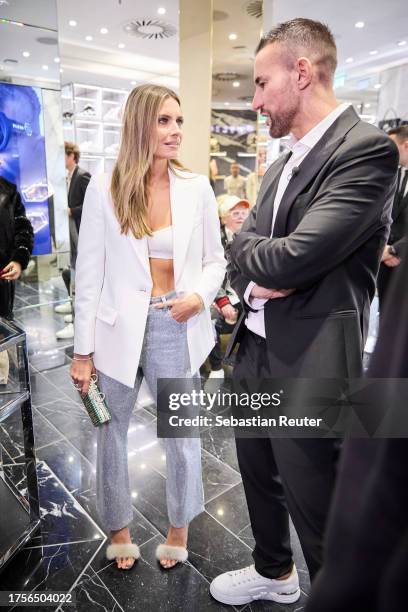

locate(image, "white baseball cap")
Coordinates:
218 194 250 218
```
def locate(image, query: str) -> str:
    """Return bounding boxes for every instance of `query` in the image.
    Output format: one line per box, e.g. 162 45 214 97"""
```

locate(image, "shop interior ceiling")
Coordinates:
1 0 407 115
56 0 179 90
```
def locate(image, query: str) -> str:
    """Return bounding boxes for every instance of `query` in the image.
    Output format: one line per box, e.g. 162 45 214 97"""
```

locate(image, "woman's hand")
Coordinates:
154 293 203 323
1 261 22 281
70 356 95 396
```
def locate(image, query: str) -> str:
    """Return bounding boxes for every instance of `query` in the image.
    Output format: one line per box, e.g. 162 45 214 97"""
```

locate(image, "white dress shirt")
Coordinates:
244 102 351 338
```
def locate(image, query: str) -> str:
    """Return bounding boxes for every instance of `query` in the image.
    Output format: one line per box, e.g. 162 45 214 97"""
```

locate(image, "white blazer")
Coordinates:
73 169 226 387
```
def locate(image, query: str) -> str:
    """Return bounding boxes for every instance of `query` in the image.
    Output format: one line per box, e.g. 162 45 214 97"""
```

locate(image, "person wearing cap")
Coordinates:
208 195 250 378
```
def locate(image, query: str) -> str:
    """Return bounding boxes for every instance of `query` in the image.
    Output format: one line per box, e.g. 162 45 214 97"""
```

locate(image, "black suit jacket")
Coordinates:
388 168 408 257
226 107 399 377
305 238 408 612
68 165 91 232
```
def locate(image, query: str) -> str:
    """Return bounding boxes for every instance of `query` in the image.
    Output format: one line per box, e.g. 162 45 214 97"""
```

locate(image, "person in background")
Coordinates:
377 125 408 313
55 141 91 340
305 234 408 612
224 162 247 199
208 195 250 378
0 176 34 319
246 148 267 206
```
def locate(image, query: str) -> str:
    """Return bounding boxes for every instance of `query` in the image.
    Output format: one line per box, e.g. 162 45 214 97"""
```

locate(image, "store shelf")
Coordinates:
0 391 30 423
62 83 128 173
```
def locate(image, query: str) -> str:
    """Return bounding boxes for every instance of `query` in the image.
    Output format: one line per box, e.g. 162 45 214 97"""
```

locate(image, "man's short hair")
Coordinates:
64 141 80 163
256 18 338 85
388 125 408 144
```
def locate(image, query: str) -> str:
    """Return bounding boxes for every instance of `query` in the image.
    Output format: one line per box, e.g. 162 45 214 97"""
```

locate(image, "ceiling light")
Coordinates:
42 64 48 70
157 7 166 15
233 81 240 87
100 27 108 34
246 102 251 107
355 21 365 29
398 40 407 46
85 35 93 41
365 103 371 108
69 20 77 27
224 102 230 106
369 50 378 55
118 43 125 49
22 51 30 58
229 33 237 40
345 57 353 63
131 80 137 85
374 83 381 89
54 57 60 63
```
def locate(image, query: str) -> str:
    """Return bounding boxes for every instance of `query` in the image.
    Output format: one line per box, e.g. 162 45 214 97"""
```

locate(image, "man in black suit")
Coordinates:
210 18 398 606
55 142 91 339
305 234 408 612
377 125 408 312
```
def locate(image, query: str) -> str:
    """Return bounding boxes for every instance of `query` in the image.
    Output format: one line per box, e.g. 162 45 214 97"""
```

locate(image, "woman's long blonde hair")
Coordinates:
110 84 186 238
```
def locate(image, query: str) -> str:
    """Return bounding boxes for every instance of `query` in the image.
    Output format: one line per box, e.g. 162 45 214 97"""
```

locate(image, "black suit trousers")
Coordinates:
234 329 339 581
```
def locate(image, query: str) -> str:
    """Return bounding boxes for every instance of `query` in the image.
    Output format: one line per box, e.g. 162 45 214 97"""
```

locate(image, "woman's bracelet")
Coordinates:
72 355 93 362
195 293 205 313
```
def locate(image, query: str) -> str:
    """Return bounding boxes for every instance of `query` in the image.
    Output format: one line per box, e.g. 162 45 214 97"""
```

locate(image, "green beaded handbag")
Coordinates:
76 374 111 426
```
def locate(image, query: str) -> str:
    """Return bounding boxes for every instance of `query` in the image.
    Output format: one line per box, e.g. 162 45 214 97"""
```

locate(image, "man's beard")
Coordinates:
267 103 297 139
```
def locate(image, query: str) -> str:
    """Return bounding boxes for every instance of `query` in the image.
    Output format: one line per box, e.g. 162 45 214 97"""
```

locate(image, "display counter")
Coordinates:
0 317 41 571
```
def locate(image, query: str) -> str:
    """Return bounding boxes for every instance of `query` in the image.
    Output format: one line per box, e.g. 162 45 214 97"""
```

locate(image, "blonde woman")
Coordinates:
70 85 226 570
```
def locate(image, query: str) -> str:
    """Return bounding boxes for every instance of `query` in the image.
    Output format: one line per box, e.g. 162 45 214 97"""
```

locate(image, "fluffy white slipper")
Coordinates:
106 543 140 561
156 544 188 563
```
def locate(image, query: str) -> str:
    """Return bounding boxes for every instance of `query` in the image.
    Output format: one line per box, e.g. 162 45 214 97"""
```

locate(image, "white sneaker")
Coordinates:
64 314 73 324
56 323 74 340
208 369 225 379
55 302 72 314
210 564 300 606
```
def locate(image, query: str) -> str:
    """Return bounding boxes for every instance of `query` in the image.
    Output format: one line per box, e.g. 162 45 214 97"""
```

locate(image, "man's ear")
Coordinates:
297 57 313 90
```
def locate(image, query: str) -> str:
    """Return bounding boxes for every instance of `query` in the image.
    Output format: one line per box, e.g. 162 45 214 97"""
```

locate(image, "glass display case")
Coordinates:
0 318 40 571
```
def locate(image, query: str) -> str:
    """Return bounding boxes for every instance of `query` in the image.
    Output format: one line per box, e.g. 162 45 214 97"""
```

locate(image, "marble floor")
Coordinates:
0 278 314 612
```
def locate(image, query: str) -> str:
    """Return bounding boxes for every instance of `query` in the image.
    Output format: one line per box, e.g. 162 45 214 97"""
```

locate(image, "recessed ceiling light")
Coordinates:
22 51 30 58
345 57 353 63
85 35 93 41
69 20 77 27
100 27 108 34
369 50 378 55
42 65 49 70
229 33 237 40
118 43 125 49
157 7 166 15
54 57 60 63
233 81 240 87
374 83 381 89
398 40 407 46
355 21 365 29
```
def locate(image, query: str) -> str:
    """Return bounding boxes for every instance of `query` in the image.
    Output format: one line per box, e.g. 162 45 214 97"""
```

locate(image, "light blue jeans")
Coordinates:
95 291 204 531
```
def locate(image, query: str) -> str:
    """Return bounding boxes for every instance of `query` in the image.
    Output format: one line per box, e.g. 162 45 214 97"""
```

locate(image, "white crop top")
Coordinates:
147 225 173 259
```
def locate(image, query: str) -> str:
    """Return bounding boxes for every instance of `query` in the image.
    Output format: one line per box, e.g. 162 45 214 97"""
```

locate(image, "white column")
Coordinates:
179 0 213 174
